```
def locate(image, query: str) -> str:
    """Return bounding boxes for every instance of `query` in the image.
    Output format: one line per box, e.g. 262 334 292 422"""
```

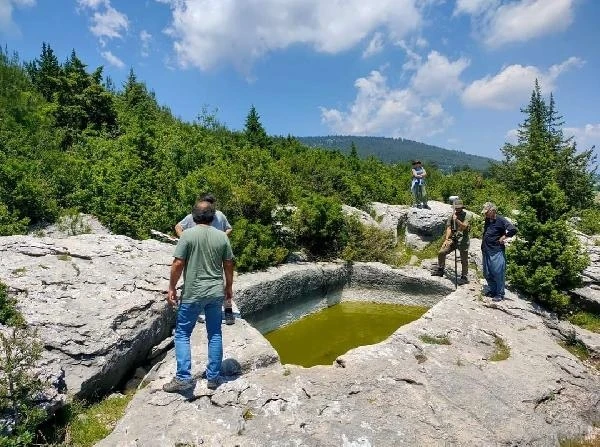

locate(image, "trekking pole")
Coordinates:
454 240 458 289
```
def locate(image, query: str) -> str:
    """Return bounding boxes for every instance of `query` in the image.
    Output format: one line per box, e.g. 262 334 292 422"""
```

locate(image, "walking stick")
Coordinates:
451 207 458 289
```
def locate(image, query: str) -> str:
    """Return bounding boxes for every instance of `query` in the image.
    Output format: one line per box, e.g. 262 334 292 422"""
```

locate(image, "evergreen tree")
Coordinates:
505 81 590 312
26 42 61 102
244 105 270 149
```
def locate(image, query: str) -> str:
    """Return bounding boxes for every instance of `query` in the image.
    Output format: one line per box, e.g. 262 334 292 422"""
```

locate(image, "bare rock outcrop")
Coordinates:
0 234 175 405
98 284 600 446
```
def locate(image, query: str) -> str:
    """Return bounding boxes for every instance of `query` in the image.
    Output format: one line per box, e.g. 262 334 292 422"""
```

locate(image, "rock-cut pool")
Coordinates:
263 302 428 367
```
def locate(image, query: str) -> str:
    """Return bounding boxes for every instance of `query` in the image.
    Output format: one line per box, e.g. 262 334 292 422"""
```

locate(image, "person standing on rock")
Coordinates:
164 200 234 392
481 202 517 302
175 193 235 325
410 160 429 209
432 199 471 283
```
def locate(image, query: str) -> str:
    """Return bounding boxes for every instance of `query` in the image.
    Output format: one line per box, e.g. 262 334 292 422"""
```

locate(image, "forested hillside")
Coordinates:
0 44 595 278
299 136 493 172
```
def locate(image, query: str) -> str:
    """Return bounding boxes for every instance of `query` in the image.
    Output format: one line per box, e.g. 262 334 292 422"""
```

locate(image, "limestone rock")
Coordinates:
370 202 410 243
342 204 378 227
0 234 176 407
99 286 600 447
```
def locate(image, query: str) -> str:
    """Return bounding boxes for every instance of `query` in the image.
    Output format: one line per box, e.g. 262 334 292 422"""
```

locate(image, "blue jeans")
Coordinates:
482 250 506 299
174 297 223 382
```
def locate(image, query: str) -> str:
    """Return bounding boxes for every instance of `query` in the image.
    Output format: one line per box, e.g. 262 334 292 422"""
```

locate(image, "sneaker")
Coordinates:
224 308 235 325
162 377 194 393
492 296 504 302
417 204 423 209
207 377 222 390
458 275 469 285
431 269 444 277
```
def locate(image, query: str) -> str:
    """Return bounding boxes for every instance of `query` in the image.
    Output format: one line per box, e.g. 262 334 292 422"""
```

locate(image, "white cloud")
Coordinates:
411 50 470 97
320 68 453 139
455 0 575 48
486 0 574 47
158 0 422 72
462 57 584 110
101 50 125 68
362 32 384 58
90 5 128 41
77 0 108 9
564 124 600 150
454 0 498 16
140 30 152 57
505 128 518 144
0 0 35 34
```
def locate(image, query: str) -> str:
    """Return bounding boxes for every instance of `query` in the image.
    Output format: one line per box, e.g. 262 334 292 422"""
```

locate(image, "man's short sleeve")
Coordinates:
178 214 195 231
173 235 190 260
223 239 234 261
221 213 232 231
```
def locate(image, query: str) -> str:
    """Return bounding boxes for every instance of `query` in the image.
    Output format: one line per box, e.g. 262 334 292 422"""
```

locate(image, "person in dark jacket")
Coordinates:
481 202 517 302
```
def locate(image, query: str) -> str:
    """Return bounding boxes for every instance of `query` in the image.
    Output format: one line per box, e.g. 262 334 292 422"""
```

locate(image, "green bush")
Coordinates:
229 218 287 272
341 216 395 263
289 194 348 259
574 208 600 235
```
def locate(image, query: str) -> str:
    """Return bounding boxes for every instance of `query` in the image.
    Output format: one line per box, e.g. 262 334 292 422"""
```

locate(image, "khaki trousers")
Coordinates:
438 240 469 277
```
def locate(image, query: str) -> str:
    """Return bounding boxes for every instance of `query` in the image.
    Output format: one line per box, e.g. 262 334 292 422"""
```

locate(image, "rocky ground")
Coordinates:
98 282 600 447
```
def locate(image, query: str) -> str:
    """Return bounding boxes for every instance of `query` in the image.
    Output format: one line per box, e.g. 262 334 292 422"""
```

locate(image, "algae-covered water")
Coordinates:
264 301 428 367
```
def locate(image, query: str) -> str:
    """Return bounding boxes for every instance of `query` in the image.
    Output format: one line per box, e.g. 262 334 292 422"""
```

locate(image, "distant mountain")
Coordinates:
298 135 494 172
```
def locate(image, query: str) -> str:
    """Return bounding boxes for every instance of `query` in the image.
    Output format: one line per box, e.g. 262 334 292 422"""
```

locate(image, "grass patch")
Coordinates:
11 267 27 275
560 434 600 447
559 341 590 363
489 336 510 361
242 409 254 421
57 253 72 261
419 334 451 345
38 392 134 446
569 311 600 333
393 236 445 266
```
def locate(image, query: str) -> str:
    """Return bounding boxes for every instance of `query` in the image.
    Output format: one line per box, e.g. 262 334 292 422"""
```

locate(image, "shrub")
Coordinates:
341 216 395 263
289 194 348 259
574 208 600 236
229 218 287 272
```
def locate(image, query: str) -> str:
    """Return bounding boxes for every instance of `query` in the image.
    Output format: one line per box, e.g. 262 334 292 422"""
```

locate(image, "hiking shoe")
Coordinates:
458 275 469 285
417 204 423 209
207 377 222 390
492 296 504 302
224 307 235 325
431 269 444 277
162 377 194 393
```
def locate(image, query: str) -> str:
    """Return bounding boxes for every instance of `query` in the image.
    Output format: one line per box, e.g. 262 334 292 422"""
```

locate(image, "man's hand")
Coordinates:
167 288 178 307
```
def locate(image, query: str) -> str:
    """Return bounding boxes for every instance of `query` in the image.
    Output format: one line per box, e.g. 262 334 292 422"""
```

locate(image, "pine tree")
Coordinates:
244 105 270 149
505 81 590 312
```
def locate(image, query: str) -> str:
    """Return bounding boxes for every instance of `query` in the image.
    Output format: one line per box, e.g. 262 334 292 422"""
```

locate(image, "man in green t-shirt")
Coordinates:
163 201 234 392
432 199 471 284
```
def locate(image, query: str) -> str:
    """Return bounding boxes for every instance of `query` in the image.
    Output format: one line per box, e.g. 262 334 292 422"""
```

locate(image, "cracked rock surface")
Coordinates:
0 234 176 402
99 284 600 446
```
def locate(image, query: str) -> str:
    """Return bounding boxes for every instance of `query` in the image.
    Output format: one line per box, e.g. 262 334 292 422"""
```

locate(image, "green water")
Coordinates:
264 302 428 367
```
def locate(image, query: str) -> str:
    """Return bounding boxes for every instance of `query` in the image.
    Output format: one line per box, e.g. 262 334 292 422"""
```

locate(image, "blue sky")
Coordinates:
1 0 598 160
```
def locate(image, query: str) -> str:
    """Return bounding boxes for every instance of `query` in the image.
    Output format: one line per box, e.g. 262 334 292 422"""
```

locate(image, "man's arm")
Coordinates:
223 259 234 307
174 223 184 237
421 168 427 178
499 217 517 244
167 257 185 306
